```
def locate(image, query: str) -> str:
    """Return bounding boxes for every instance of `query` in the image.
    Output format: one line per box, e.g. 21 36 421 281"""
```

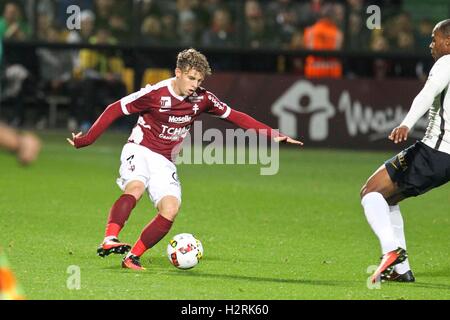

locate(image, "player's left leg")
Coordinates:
123 196 180 270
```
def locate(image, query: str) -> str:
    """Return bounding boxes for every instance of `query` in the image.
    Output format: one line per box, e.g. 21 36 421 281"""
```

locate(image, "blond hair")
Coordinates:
176 48 212 76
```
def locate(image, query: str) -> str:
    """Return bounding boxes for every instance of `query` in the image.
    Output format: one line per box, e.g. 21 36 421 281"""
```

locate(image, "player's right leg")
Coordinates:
97 181 146 257
98 143 149 258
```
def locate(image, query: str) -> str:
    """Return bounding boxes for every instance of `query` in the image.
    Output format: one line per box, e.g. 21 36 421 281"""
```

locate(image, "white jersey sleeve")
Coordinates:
401 54 450 129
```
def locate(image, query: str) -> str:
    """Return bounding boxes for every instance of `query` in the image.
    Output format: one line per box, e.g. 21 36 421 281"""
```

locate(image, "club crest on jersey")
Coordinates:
159 96 171 112
192 104 199 114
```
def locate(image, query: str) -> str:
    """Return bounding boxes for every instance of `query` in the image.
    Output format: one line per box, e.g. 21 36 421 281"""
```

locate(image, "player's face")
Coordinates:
174 68 204 96
429 28 449 61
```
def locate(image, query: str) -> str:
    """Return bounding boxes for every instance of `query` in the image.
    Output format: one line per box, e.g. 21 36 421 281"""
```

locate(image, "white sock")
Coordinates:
361 192 399 254
389 205 411 274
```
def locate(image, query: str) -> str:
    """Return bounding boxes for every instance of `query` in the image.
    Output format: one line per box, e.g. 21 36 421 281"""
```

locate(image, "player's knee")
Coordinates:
158 197 180 221
360 183 369 199
360 182 378 200
160 206 179 221
124 181 146 200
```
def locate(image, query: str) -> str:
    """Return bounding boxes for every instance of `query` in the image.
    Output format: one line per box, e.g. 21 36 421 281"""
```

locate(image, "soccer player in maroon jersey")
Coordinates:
67 48 302 270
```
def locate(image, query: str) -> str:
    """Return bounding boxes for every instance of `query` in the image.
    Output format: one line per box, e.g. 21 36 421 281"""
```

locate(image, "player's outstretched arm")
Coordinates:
67 101 124 148
388 125 410 144
224 109 303 146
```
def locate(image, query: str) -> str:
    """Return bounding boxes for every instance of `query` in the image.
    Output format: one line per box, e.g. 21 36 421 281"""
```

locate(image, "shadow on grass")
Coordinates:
159 269 358 287
410 282 450 290
105 257 358 288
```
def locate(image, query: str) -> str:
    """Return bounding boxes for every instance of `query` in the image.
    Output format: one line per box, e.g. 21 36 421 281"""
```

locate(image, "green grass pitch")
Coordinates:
0 131 449 300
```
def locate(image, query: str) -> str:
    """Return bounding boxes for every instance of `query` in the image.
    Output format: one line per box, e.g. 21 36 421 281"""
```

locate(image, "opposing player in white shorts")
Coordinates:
68 48 302 270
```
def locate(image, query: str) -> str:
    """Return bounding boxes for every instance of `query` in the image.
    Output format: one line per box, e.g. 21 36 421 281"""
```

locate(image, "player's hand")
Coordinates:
274 136 304 146
389 125 409 144
67 132 82 146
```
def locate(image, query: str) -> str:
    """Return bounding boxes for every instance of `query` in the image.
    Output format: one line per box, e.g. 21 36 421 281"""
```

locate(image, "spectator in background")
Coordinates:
370 29 391 79
0 1 30 41
345 11 371 78
36 26 74 128
267 0 301 49
201 7 236 47
160 13 178 44
289 29 304 75
303 4 343 78
396 31 415 51
297 0 322 28
190 0 212 32
346 11 370 51
416 18 434 51
332 2 345 30
94 0 130 42
0 2 32 126
66 10 96 97
141 15 164 46
415 18 435 81
73 28 127 131
385 11 414 50
243 0 278 49
201 6 237 70
55 0 93 28
36 10 53 41
177 10 199 47
384 12 417 78
140 0 163 18
67 9 96 44
394 12 415 50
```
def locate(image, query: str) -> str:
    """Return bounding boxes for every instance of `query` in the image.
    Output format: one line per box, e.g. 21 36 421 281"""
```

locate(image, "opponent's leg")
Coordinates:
360 165 408 282
360 165 400 254
382 205 415 282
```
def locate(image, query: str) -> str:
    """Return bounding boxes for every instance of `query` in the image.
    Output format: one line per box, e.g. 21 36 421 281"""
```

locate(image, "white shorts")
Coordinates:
116 143 181 207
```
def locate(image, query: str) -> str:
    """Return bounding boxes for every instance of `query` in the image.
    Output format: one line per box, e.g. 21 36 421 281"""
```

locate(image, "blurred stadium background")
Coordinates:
0 0 449 300
1 0 449 137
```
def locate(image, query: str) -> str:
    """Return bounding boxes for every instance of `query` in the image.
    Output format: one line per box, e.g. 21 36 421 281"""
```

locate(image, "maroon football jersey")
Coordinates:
119 78 230 161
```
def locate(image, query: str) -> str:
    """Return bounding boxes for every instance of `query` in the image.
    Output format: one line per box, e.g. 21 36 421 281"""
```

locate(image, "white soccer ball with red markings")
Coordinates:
167 233 203 269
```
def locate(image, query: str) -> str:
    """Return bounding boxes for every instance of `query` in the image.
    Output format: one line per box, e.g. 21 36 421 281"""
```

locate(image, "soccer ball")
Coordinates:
167 233 203 269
